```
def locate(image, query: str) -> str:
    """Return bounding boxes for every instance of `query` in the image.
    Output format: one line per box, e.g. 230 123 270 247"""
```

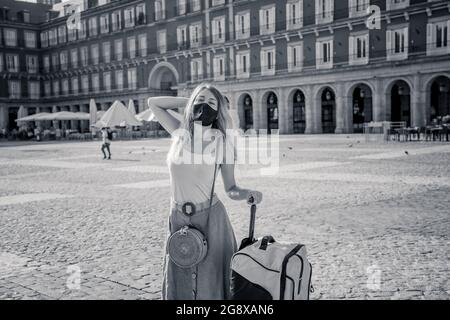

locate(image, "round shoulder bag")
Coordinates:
168 226 208 268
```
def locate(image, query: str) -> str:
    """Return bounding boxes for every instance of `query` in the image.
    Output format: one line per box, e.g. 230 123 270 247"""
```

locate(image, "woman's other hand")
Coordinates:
246 190 262 205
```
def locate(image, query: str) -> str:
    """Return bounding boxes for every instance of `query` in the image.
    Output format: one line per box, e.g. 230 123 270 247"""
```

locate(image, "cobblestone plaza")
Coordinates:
0 135 448 300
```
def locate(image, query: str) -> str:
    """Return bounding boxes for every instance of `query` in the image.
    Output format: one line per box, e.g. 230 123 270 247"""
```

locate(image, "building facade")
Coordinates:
0 0 449 134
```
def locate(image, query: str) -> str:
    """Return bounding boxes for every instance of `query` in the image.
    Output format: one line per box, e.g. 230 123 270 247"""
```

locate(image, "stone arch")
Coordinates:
346 82 374 133
386 79 412 126
261 90 279 133
237 92 254 130
314 85 337 133
287 88 307 134
424 74 450 124
148 62 179 91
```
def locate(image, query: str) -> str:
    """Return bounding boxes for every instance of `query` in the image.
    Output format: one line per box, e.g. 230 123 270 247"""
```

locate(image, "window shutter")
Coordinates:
365 34 369 60
259 10 264 32
287 45 293 69
236 53 241 75
447 20 450 51
316 41 321 65
349 36 354 62
404 27 409 55
235 15 240 37
270 7 275 30
425 23 431 53
261 50 266 72
386 30 392 57
329 0 334 19
286 4 291 28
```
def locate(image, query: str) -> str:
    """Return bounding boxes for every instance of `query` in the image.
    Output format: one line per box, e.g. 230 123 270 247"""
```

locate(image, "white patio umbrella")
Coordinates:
127 99 137 116
89 99 97 129
94 100 142 128
17 106 27 127
15 112 51 122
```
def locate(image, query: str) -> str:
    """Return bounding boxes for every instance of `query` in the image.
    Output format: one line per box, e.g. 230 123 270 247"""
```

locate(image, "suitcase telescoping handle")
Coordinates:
247 196 256 242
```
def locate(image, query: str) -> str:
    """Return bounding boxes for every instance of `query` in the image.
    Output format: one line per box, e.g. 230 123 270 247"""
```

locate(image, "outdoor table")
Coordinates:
404 127 420 141
425 126 443 141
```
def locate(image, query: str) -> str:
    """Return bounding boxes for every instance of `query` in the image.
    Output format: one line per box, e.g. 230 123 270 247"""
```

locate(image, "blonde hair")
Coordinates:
168 83 235 163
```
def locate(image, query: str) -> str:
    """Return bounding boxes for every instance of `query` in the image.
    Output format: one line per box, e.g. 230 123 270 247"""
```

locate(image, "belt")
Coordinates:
171 194 219 216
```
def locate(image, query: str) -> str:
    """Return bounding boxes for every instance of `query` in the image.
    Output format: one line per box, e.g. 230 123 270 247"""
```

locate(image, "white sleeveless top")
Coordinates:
167 135 234 204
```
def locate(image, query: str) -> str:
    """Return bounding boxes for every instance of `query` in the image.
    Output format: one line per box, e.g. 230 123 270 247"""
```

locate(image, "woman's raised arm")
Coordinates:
147 96 189 134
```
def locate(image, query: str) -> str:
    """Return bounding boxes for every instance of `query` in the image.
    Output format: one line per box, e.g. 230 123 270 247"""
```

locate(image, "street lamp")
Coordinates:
325 91 332 101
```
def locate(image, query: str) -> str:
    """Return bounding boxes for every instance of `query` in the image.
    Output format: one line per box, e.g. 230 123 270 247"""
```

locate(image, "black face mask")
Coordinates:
193 103 218 127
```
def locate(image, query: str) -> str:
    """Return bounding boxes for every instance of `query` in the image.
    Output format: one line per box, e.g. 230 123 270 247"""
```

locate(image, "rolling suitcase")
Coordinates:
230 199 313 300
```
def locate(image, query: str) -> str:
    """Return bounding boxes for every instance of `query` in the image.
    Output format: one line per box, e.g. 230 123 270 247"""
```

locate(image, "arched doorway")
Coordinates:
429 76 450 123
266 92 278 134
321 88 336 133
352 84 373 133
390 80 411 126
8 107 19 131
239 94 253 130
292 90 306 134
148 62 179 94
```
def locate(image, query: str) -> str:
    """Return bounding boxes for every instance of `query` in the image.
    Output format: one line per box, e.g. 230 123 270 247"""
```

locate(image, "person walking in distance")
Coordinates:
101 127 112 160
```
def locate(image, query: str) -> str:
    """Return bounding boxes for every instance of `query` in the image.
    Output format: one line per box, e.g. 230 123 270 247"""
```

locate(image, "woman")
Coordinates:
148 83 262 300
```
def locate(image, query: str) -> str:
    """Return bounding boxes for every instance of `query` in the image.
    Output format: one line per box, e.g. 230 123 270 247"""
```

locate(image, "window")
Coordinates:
80 47 88 67
92 73 100 92
115 70 124 90
212 0 225 6
138 34 147 57
136 4 146 25
91 44 99 64
349 0 369 18
44 81 51 97
60 51 68 70
192 0 201 12
128 37 136 58
157 30 167 53
387 25 409 61
68 25 76 41
8 81 21 99
261 47 276 76
349 33 369 65
43 55 50 73
103 72 111 91
53 80 60 96
103 42 111 63
316 37 333 69
28 81 40 99
427 19 450 56
154 0 165 21
115 39 123 61
81 75 89 93
177 25 187 49
212 16 225 44
259 6 276 35
124 7 135 27
236 51 250 79
315 0 334 24
190 23 202 48
288 42 303 71
89 17 98 37
23 11 30 23
127 68 137 90
386 0 409 11
61 79 69 96
24 31 36 48
48 28 57 46
58 25 66 43
235 11 250 40
286 0 303 30
79 20 87 39
71 77 79 94
6 54 19 72
4 28 17 47
178 0 186 15
0 53 3 72
52 53 59 71
40 31 48 48
71 49 78 68
213 55 226 81
191 58 203 81
100 14 109 34
112 11 121 31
